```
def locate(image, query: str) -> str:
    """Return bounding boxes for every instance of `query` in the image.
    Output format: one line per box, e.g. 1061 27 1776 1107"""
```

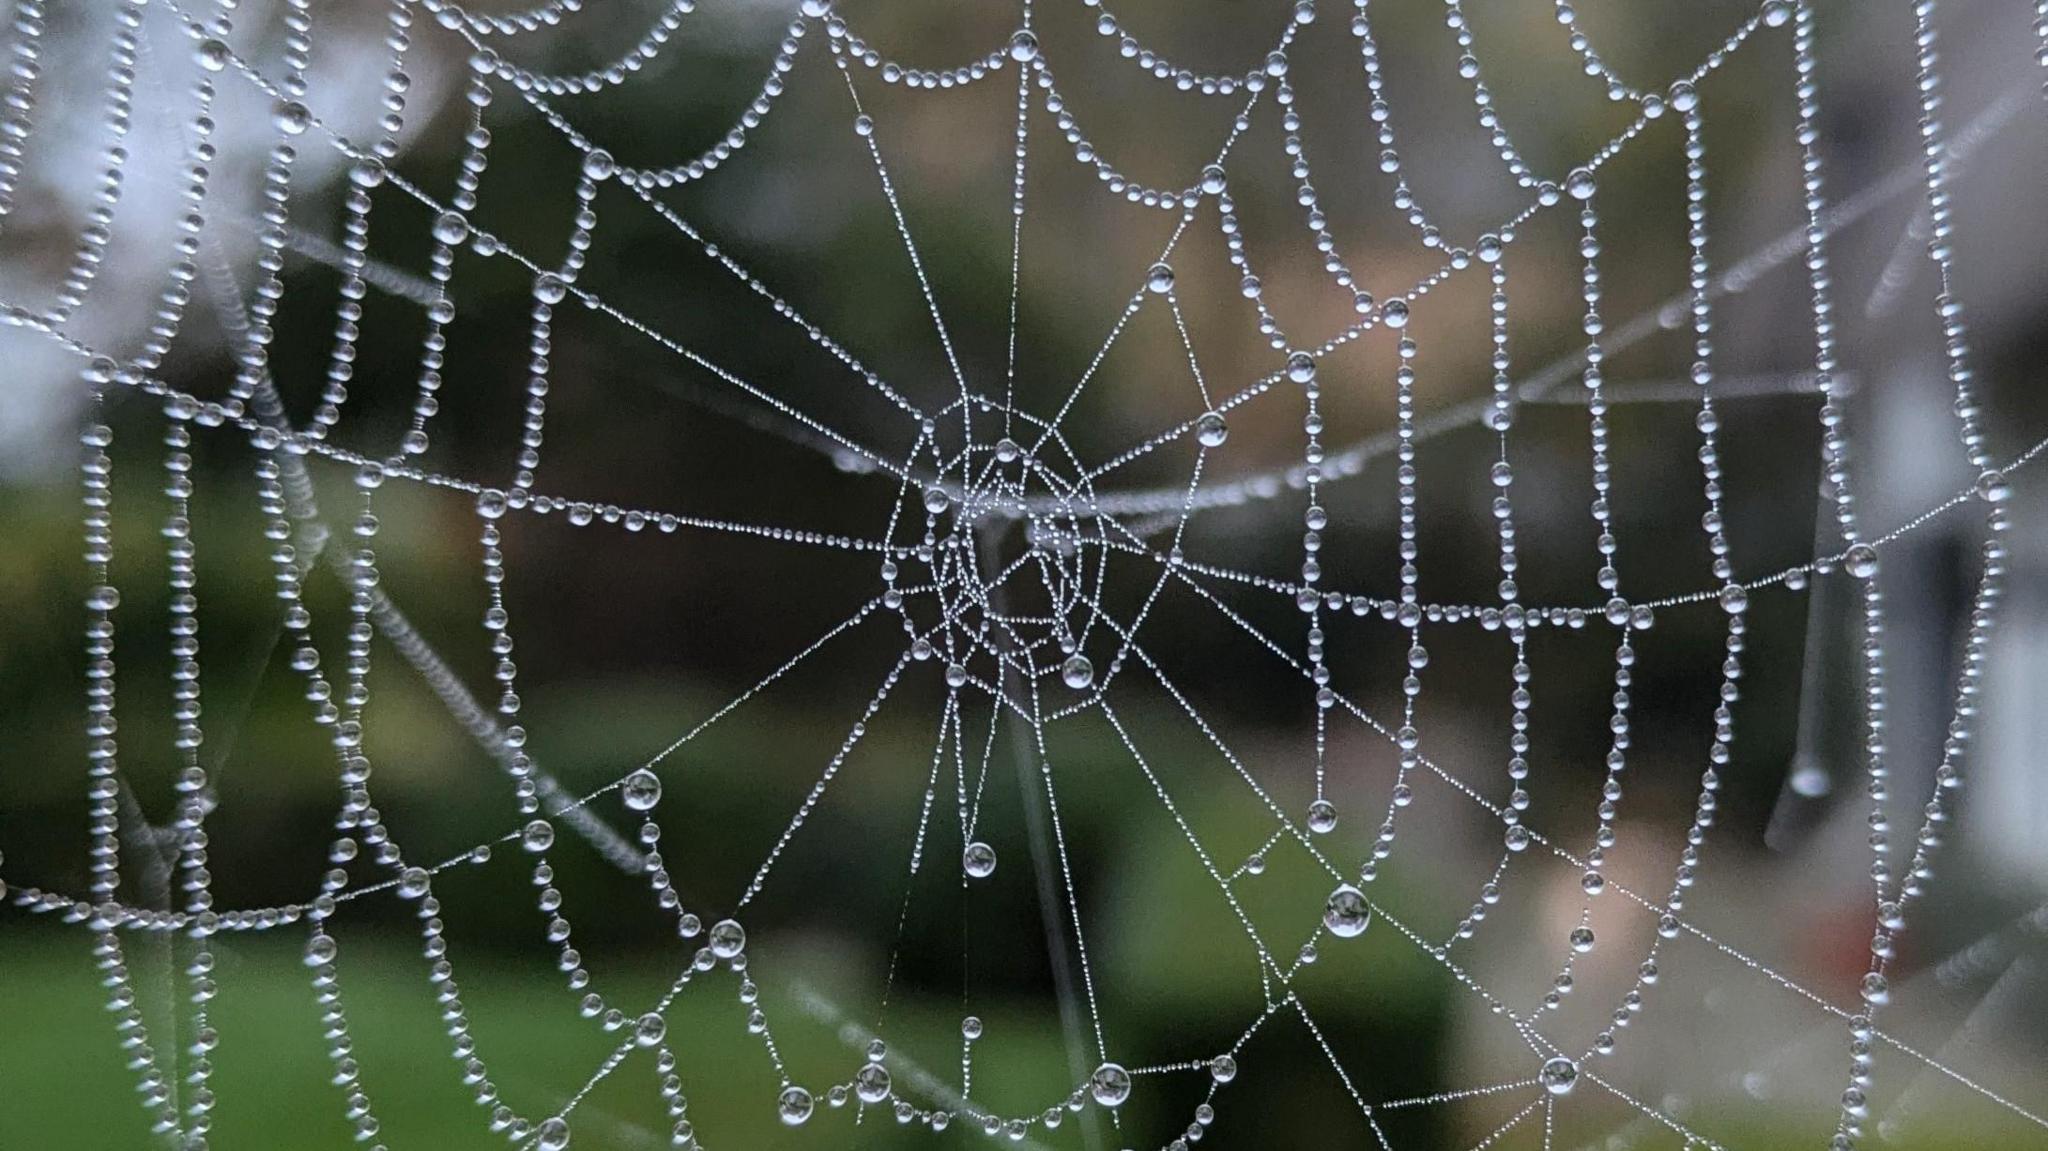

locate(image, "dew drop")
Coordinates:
1844 544 1878 580
1718 583 1749 614
430 209 468 247
1008 30 1039 62
962 841 997 879
709 919 746 959
1089 1062 1132 1108
634 1012 667 1047
521 819 556 853
622 769 663 812
397 867 429 899
855 1061 892 1103
196 38 231 73
1565 167 1596 200
778 1085 814 1126
273 100 312 135
1061 654 1094 690
1146 263 1175 294
1539 1056 1579 1096
1323 884 1370 938
304 933 338 967
1195 411 1228 448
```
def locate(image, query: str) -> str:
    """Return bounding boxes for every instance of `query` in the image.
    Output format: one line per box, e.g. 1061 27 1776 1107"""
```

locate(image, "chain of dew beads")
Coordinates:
0 0 47 231
422 0 588 38
1439 0 1540 187
481 0 698 96
79 394 187 1142
1359 338 1427 886
1350 0 1451 247
1827 1 2020 1142
302 2 416 445
46 0 141 324
1275 73 1368 297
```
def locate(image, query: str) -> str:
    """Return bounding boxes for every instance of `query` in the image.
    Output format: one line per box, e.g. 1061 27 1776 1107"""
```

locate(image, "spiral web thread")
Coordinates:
2 0 2047 1148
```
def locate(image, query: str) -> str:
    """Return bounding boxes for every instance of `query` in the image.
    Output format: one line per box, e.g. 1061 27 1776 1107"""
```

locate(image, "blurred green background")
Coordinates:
3 0 2048 1148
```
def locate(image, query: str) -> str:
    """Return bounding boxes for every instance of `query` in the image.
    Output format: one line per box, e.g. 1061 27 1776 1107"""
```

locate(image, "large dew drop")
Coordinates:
196 38 230 73
521 819 556 853
855 1061 892 1104
622 769 663 812
1323 884 1370 938
777 1085 814 1126
273 100 312 136
709 919 747 959
1089 1062 1132 1108
633 1012 666 1048
397 867 429 900
1539 1056 1578 1096
1061 654 1094 690
303 933 338 967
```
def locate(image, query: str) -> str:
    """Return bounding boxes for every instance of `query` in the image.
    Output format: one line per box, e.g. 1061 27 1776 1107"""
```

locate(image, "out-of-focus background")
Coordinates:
2 0 2047 1147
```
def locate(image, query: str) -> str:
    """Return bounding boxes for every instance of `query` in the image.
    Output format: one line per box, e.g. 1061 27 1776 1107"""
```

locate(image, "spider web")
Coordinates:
2 0 2047 1149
